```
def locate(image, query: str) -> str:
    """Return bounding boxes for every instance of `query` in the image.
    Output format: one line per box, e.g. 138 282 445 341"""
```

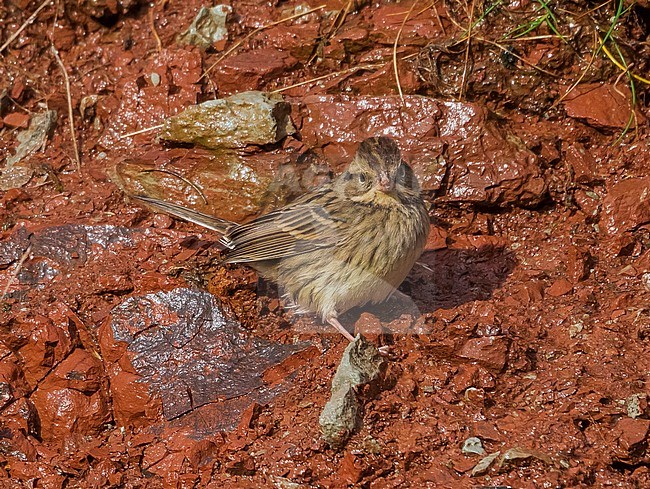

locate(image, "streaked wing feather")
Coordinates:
224 189 346 263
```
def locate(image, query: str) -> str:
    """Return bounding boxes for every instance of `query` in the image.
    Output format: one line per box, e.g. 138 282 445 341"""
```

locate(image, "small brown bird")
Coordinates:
134 137 430 341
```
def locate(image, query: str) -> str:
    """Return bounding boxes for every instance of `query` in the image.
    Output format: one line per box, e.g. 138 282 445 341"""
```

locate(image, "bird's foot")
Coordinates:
377 345 393 357
327 316 356 342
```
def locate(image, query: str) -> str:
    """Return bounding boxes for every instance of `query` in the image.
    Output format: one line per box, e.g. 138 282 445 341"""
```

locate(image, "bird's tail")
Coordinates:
131 195 234 235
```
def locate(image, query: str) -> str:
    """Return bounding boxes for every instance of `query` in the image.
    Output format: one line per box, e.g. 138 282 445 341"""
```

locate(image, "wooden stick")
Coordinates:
201 5 326 81
0 0 51 53
119 124 164 139
393 1 418 104
271 64 383 93
1 244 32 300
51 46 81 172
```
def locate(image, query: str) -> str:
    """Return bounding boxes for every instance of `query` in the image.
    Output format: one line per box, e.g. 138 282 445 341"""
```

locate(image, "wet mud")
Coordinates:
1 0 649 487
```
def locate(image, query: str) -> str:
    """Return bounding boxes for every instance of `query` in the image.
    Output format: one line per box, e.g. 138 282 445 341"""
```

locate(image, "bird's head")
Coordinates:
339 136 420 202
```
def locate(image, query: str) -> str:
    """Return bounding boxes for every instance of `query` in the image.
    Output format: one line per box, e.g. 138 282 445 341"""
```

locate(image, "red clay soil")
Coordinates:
1 1 649 487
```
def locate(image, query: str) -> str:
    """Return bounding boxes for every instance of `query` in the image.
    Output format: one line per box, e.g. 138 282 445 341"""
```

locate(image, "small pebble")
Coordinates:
153 213 174 229
626 393 646 419
462 437 485 455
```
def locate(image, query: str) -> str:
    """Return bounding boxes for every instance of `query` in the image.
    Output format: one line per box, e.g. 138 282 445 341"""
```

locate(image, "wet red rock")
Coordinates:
3 112 30 128
602 177 650 235
1 0 650 487
458 336 509 371
212 48 299 94
616 418 650 454
563 83 645 129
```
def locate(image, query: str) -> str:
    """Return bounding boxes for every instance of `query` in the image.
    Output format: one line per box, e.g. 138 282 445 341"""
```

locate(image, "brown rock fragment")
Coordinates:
369 3 444 45
260 23 320 58
458 336 509 371
100 288 305 432
354 312 383 335
472 421 501 442
212 49 298 94
101 366 163 428
0 427 37 462
443 123 546 207
30 349 110 442
45 348 104 393
565 142 598 184
16 314 76 387
449 364 493 393
516 280 544 303
7 460 66 489
617 418 650 451
602 177 650 235
563 83 645 129
3 112 30 128
338 452 363 484
0 358 30 409
425 224 448 251
2 398 39 436
547 278 574 297
225 454 256 476
566 246 591 283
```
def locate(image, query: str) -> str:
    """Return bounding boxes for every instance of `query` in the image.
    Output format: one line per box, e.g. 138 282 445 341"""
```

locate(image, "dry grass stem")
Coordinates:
0 0 51 53
567 0 611 20
308 1 353 65
393 1 418 104
476 37 559 77
554 31 598 107
51 46 81 172
1 244 32 300
429 1 446 35
140 169 208 205
201 5 326 81
331 1 353 37
600 37 650 85
459 0 476 100
272 63 384 93
119 124 164 139
149 6 163 53
501 34 557 42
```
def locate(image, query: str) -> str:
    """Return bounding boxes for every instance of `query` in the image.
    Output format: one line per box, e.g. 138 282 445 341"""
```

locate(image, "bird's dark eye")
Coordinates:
358 173 367 183
397 164 406 180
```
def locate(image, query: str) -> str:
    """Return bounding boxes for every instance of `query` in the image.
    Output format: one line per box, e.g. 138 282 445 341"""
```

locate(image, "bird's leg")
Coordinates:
326 316 355 342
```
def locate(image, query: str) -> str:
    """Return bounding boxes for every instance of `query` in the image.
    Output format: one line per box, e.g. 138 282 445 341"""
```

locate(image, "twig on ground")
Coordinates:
119 124 164 139
51 45 81 172
308 1 353 65
272 63 383 93
149 5 163 53
1 244 33 301
201 5 326 81
429 1 446 35
459 0 477 100
554 30 598 107
393 1 418 104
139 169 208 205
0 0 51 53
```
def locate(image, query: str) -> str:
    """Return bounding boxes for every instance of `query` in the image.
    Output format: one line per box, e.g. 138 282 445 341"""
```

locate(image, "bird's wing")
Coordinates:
223 188 347 263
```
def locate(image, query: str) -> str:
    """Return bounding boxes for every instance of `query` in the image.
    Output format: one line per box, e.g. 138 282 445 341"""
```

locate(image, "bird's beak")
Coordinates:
377 172 393 192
